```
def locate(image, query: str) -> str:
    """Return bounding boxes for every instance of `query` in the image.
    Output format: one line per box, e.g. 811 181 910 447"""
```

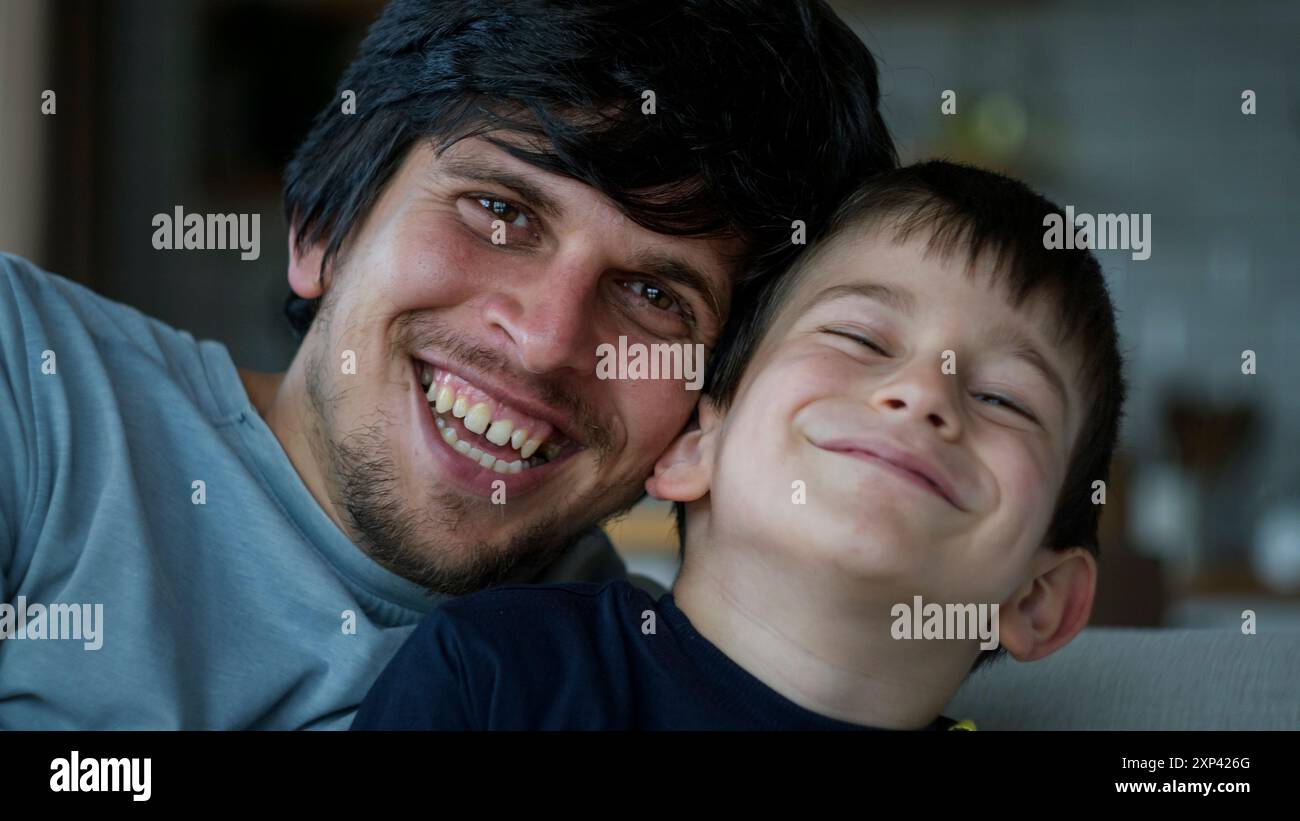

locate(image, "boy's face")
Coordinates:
699 227 1086 605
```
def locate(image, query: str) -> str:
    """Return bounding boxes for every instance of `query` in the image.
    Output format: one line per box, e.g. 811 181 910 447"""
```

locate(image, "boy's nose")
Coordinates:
869 367 962 441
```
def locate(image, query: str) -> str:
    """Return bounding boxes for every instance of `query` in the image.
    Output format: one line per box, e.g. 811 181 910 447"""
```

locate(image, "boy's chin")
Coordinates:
782 512 932 585
822 497 939 545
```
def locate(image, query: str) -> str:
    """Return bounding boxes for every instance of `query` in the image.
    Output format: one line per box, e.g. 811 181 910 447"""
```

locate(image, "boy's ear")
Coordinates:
996 547 1097 662
644 397 724 503
287 227 327 300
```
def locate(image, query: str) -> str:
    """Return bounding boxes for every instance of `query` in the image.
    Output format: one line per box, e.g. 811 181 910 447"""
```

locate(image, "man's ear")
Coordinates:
996 547 1097 662
644 397 724 503
287 227 327 300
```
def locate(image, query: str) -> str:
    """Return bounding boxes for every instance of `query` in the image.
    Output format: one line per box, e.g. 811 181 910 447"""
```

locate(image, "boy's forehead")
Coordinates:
790 228 1065 344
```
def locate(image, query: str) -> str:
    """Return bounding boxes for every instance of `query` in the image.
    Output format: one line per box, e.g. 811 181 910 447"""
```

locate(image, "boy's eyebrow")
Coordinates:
435 155 564 219
806 282 917 315
987 323 1071 411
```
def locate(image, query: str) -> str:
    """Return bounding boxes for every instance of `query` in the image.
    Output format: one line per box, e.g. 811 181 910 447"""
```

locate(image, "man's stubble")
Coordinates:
298 282 644 596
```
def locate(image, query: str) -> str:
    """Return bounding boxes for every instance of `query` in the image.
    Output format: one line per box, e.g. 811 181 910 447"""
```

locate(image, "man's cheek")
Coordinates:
620 383 697 446
413 234 485 297
353 223 454 303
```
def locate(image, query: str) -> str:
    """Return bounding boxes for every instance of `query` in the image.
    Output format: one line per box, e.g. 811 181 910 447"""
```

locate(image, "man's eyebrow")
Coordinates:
988 324 1071 411
631 249 727 326
435 156 564 219
806 282 917 315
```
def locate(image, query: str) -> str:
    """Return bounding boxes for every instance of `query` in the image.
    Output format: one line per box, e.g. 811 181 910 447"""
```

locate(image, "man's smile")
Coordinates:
410 358 584 494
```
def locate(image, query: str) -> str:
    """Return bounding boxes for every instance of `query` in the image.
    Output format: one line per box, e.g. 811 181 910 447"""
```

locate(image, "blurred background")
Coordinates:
1 0 1298 627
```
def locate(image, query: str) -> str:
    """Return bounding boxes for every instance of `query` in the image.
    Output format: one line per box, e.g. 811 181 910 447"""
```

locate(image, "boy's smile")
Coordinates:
804 425 967 511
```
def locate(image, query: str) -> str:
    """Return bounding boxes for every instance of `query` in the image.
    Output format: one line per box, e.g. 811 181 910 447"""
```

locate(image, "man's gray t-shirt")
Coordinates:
0 254 623 729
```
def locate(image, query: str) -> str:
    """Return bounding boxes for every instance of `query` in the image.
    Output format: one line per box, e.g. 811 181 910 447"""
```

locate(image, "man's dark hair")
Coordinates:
682 160 1128 673
282 0 897 336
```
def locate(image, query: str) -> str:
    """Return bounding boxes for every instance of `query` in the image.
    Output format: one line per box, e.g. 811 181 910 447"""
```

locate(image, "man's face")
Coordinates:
291 137 736 593
705 228 1085 606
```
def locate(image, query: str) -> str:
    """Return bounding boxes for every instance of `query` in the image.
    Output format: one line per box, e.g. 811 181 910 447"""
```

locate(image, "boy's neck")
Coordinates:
672 527 975 730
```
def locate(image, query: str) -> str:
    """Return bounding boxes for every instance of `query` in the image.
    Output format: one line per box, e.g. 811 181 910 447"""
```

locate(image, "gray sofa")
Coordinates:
945 628 1300 729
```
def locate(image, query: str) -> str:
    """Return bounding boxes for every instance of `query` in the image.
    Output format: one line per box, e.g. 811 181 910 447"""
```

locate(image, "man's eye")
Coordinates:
477 197 528 226
974 392 1037 422
623 280 678 312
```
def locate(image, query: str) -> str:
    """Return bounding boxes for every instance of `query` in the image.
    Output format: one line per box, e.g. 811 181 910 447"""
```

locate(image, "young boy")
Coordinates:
351 161 1126 730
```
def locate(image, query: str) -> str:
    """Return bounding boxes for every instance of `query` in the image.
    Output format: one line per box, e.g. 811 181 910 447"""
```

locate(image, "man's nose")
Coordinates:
480 251 603 376
868 358 963 441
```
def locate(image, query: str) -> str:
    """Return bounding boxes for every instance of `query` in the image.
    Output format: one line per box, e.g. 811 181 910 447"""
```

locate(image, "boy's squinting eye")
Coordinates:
823 327 890 357
973 392 1039 424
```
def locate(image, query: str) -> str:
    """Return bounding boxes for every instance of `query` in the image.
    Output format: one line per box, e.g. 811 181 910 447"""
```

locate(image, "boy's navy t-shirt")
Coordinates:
352 580 959 731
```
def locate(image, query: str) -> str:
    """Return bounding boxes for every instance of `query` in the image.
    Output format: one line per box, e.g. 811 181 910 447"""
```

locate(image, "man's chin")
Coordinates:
360 518 578 596
331 417 646 595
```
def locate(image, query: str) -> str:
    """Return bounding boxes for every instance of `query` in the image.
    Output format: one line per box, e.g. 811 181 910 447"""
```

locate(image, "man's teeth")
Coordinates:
463 403 491 435
426 380 565 468
484 418 513 446
434 387 454 415
436 415 527 474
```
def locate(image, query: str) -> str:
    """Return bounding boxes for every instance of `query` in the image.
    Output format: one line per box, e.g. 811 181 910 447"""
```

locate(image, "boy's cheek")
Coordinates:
974 429 1054 511
972 451 1059 572
711 431 806 535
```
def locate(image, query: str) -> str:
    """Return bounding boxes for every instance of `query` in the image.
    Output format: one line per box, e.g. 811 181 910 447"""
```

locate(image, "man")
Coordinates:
0 0 895 728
